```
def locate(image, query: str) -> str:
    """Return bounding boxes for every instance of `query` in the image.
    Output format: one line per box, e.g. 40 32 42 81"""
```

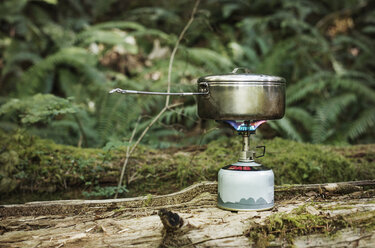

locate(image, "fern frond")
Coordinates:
286 71 332 105
131 29 173 43
2 52 41 76
317 93 356 123
42 22 75 48
347 108 375 140
160 105 198 127
96 93 140 144
89 21 145 31
333 35 372 55
0 94 77 124
333 78 375 103
341 70 375 86
270 118 303 142
19 47 105 95
285 107 314 132
312 93 357 143
182 47 233 73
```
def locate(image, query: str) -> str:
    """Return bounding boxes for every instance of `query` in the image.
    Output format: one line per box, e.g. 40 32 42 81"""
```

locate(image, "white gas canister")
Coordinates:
217 161 274 211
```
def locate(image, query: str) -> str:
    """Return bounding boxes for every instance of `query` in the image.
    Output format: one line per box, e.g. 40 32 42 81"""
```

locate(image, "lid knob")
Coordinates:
232 67 251 74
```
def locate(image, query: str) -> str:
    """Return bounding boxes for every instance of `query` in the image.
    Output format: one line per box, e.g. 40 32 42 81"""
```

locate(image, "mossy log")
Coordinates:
1 180 375 247
1 130 375 203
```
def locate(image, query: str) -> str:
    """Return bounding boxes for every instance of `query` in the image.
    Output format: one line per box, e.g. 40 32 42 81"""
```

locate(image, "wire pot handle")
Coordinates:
109 82 209 96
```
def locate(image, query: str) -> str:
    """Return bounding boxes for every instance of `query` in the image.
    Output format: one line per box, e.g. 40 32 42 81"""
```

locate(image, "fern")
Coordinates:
95 93 140 145
182 47 233 73
347 108 375 140
285 107 315 134
333 78 375 103
333 35 372 56
42 22 75 48
0 94 77 124
2 52 41 76
1 0 375 146
89 21 145 31
340 70 375 86
131 29 173 44
269 118 303 142
18 47 105 95
312 94 357 143
286 72 332 105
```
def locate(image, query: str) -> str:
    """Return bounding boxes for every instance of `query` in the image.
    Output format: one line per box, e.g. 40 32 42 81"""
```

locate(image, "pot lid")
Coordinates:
198 68 286 83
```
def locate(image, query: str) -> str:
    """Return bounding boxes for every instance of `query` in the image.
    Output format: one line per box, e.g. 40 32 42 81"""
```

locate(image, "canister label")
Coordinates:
222 164 270 171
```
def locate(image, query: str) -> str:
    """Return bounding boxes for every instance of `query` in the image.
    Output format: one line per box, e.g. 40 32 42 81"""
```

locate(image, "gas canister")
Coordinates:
217 161 274 211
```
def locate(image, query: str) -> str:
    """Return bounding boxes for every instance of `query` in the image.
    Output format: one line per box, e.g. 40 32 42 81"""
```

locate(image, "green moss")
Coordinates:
245 205 375 246
0 129 125 199
1 130 374 203
143 194 153 207
257 138 356 184
0 150 19 193
332 145 375 181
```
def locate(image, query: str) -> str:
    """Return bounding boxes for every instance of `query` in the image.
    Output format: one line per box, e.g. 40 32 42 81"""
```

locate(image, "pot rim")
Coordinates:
198 73 286 83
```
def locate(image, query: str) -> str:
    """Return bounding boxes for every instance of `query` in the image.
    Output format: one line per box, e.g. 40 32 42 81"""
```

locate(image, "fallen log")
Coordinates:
0 180 375 247
1 180 374 217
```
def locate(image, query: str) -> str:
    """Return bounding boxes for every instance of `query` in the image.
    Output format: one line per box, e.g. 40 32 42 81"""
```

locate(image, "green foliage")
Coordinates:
0 0 375 149
0 94 77 124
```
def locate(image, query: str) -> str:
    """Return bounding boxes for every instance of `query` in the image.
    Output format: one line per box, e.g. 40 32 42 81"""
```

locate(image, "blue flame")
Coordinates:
223 120 267 131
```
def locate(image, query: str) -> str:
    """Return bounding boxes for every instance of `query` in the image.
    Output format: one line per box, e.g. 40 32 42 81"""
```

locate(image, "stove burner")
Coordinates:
223 120 267 132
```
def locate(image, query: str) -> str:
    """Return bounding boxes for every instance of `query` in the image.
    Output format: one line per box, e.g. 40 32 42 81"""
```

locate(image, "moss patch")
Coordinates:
332 145 375 181
245 205 375 247
258 138 358 184
0 130 118 201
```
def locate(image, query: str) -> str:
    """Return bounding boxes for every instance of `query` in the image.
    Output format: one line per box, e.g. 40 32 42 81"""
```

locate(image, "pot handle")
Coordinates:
232 67 251 74
109 82 209 96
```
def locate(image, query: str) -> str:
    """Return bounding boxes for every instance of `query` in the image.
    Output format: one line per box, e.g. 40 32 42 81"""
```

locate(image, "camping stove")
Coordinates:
109 68 285 212
217 121 274 211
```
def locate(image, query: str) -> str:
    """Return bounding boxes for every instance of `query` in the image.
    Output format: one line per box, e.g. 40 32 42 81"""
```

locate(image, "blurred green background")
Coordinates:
1 0 375 148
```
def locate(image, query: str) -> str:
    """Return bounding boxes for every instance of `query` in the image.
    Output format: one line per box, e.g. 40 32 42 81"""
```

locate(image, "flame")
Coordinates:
223 120 267 131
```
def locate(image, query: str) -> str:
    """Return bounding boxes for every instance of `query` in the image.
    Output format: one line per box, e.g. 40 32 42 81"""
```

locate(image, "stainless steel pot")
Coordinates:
109 68 286 120
197 68 285 120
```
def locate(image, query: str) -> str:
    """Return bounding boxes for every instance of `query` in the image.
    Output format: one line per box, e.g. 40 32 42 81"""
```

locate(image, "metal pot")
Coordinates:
197 68 286 120
109 68 286 120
